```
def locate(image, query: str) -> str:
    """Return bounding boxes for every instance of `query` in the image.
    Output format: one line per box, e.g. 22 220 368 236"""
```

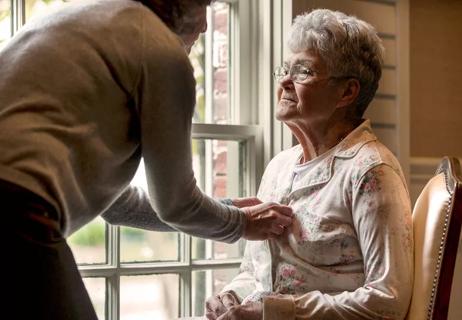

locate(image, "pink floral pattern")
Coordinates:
357 167 384 195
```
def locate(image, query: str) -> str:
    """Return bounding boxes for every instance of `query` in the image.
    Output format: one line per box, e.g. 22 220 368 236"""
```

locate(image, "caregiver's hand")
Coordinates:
242 202 293 240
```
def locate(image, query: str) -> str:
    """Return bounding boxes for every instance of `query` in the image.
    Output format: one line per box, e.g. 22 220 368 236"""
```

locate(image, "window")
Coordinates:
1 0 263 318
0 0 11 49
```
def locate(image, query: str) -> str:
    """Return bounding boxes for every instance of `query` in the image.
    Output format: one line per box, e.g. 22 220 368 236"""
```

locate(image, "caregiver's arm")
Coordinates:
262 164 413 320
101 185 175 231
101 185 261 232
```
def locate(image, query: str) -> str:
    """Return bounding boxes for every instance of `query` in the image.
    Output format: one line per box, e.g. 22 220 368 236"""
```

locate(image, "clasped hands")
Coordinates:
205 290 262 320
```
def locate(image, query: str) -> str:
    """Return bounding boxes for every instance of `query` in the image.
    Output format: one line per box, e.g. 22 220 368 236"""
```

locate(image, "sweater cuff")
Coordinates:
263 294 295 320
219 198 234 206
221 206 247 243
218 198 247 242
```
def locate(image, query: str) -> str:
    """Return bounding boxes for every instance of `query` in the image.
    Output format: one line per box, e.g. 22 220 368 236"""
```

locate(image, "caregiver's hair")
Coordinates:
288 9 384 119
135 0 213 32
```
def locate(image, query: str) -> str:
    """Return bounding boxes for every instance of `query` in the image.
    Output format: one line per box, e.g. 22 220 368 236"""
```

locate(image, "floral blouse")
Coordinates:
222 120 413 320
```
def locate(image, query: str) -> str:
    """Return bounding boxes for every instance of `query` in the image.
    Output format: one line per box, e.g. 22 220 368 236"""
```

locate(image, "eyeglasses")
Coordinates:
273 64 356 84
273 64 315 83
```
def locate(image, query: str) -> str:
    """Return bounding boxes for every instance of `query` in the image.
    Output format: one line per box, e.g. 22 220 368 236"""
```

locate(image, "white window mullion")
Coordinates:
107 274 120 320
180 233 192 317
205 3 215 202
205 140 213 196
107 224 120 320
11 0 25 33
205 5 214 124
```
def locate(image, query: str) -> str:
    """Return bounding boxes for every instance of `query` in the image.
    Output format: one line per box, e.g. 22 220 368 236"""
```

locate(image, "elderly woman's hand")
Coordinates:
205 291 241 320
241 202 293 240
216 302 263 320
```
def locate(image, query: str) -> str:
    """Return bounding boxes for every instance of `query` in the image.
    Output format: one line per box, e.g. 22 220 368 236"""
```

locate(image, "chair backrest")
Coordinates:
407 157 462 320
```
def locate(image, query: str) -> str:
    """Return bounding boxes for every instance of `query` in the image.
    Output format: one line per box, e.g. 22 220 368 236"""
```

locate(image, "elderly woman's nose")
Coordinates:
279 74 295 88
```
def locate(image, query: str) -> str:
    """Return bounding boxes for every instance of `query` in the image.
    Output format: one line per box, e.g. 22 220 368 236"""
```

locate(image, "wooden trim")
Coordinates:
396 0 410 185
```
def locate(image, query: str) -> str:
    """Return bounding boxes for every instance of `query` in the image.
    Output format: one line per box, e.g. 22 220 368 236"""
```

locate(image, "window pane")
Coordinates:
0 0 11 49
192 268 240 316
192 138 246 260
192 139 246 198
121 161 179 263
191 2 230 124
68 216 106 264
121 274 179 320
25 0 67 22
83 277 106 320
121 228 179 262
192 237 245 261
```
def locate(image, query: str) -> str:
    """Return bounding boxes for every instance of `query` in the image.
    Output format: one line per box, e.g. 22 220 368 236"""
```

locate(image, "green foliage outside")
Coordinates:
121 226 146 241
68 219 106 246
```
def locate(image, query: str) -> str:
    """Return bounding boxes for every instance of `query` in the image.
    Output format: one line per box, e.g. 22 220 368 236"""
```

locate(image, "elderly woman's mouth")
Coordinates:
281 96 298 103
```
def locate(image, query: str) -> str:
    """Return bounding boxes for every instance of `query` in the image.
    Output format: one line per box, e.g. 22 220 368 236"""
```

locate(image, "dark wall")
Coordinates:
410 0 462 157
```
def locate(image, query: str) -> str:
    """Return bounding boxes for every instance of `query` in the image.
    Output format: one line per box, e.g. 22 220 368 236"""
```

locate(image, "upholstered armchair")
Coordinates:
407 157 462 320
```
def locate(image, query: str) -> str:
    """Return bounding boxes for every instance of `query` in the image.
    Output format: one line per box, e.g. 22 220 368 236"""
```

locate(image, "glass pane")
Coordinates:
121 227 179 262
25 0 69 22
121 161 179 262
192 268 240 316
191 2 230 124
192 237 246 261
192 138 246 260
0 0 11 50
121 274 179 320
68 216 106 264
192 139 246 199
83 277 106 320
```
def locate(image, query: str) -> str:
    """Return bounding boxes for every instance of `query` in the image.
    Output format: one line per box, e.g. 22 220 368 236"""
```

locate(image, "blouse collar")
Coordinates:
289 119 377 189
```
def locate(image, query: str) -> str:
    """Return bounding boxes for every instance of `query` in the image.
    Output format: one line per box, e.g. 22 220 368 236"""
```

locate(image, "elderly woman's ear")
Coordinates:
336 78 361 109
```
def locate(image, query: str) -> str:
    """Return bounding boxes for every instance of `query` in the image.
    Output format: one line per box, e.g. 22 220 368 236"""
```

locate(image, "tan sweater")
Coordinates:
0 0 244 242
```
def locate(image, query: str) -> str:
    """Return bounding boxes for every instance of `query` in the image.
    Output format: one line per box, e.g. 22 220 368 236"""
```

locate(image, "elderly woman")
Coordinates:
205 9 413 320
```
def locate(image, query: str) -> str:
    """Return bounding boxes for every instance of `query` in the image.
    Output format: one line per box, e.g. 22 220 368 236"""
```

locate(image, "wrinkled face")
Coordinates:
276 50 343 127
177 4 208 53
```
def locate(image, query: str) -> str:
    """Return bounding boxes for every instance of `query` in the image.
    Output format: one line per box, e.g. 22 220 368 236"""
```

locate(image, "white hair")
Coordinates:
288 9 384 118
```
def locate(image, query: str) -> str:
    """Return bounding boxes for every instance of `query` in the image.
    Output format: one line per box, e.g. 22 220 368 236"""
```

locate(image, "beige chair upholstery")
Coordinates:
407 157 462 320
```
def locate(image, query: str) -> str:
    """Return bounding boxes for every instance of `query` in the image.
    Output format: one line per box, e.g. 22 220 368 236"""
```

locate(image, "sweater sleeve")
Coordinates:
262 164 413 320
101 185 175 231
101 185 237 232
133 11 245 243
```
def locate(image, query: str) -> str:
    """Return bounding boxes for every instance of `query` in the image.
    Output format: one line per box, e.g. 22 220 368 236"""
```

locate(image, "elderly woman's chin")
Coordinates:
276 101 299 121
